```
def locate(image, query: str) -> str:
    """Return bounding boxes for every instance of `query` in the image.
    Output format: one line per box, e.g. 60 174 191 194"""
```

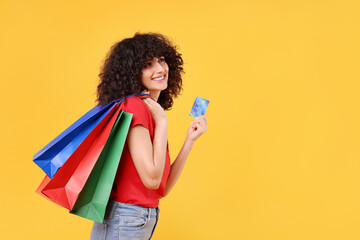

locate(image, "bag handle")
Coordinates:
116 93 151 106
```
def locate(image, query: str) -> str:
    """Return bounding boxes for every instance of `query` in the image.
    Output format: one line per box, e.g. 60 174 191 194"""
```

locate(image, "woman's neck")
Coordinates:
149 90 161 102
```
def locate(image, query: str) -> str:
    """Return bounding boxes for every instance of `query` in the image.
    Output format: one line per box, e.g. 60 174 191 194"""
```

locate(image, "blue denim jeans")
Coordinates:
90 200 160 240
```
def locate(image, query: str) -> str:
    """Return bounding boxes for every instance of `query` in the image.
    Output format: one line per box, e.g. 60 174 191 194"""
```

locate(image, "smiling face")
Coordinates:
141 56 169 93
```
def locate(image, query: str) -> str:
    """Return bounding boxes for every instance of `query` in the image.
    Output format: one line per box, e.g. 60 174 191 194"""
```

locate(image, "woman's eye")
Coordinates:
159 57 165 62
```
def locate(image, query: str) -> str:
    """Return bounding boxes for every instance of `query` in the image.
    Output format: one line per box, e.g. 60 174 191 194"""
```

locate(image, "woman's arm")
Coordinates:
127 97 168 190
127 121 168 190
164 115 208 197
164 138 194 197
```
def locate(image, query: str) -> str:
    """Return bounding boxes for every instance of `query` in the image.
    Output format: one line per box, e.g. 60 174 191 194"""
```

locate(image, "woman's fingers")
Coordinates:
187 115 208 141
196 115 207 122
191 116 208 133
143 97 167 123
143 99 152 109
191 115 208 126
143 98 156 107
192 121 204 130
143 98 154 109
191 122 200 130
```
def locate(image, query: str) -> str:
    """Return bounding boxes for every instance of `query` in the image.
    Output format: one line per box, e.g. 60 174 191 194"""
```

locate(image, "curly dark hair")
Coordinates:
96 32 185 110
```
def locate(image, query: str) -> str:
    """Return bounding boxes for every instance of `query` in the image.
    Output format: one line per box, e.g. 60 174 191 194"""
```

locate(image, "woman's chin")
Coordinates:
148 85 168 92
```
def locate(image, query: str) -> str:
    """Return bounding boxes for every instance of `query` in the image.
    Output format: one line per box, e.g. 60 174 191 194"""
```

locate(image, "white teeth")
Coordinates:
152 75 165 81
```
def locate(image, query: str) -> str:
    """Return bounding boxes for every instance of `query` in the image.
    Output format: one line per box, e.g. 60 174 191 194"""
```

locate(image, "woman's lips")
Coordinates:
152 74 166 81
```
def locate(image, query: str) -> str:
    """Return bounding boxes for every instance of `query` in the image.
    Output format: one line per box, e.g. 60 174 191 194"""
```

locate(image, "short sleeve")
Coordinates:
120 97 151 130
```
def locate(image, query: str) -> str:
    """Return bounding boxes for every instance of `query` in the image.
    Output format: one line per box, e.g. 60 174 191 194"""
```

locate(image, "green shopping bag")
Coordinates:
70 110 132 223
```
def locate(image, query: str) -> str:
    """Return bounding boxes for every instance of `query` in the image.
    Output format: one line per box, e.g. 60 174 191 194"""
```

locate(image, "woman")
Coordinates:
91 32 208 240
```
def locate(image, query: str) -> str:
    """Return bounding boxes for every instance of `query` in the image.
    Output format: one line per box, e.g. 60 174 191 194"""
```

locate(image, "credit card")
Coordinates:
190 96 209 118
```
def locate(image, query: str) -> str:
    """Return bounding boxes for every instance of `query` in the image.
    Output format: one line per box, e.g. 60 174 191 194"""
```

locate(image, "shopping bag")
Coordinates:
35 175 66 208
41 104 122 210
70 110 132 223
33 100 118 178
33 93 149 178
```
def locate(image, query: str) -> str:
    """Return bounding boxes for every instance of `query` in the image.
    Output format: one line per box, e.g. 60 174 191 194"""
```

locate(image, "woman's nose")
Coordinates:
154 61 165 73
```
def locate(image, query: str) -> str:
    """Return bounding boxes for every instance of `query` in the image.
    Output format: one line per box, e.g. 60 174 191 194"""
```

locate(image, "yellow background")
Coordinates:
1 0 360 239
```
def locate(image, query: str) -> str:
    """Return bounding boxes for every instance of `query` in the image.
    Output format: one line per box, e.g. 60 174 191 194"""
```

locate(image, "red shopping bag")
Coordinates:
40 104 122 210
35 175 66 208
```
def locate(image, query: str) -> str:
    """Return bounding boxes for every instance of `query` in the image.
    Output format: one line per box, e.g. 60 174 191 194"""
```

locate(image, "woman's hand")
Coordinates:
186 115 208 142
142 90 167 125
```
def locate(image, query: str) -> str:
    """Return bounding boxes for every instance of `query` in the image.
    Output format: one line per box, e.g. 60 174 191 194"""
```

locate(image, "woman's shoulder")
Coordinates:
121 96 153 131
121 96 149 113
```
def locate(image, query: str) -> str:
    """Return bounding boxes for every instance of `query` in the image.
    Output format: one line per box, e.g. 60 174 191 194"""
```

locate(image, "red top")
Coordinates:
110 96 171 208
